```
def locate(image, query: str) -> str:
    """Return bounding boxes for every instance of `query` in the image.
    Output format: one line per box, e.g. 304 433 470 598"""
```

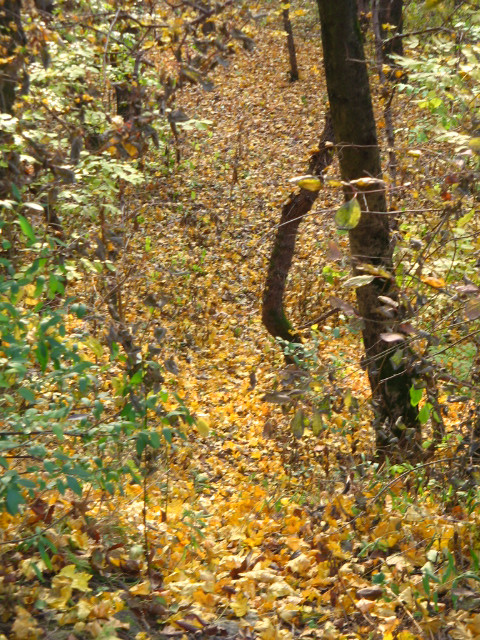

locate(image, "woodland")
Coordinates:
1 0 480 638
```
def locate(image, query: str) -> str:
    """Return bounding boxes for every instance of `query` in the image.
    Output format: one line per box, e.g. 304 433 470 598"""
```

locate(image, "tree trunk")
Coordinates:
316 0 420 455
0 0 26 114
262 113 334 344
377 0 403 61
282 6 299 82
372 1 398 184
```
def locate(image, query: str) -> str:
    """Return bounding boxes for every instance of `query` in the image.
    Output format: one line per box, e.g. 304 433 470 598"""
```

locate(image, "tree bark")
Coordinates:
378 0 403 61
0 0 26 114
316 0 419 454
282 6 299 82
262 113 334 343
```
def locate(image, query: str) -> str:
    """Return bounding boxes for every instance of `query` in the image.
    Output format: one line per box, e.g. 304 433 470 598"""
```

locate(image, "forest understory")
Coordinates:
2 7 480 640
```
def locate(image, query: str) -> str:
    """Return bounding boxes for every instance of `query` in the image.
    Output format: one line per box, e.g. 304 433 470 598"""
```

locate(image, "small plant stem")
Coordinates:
164 444 170 523
142 458 152 587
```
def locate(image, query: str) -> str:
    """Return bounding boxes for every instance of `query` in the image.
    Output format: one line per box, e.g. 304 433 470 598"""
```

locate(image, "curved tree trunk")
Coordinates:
262 113 334 343
316 0 420 455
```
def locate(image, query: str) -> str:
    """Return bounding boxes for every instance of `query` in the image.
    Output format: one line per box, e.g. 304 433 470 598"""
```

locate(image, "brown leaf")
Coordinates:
465 297 480 320
329 296 357 316
326 240 343 261
356 586 383 600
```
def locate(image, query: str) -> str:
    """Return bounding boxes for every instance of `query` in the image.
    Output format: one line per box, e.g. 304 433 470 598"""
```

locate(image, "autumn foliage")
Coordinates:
1 1 480 639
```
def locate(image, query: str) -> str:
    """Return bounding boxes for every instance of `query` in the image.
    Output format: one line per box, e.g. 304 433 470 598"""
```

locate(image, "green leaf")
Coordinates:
129 370 143 386
17 214 37 243
150 431 161 448
35 341 49 372
11 183 21 201
38 539 53 570
372 572 385 585
390 349 404 370
409 386 423 407
66 475 83 496
290 408 305 439
311 410 324 436
18 387 36 404
162 427 172 444
335 197 361 230
422 573 430 597
71 303 87 318
6 485 25 515
418 403 432 424
136 432 149 457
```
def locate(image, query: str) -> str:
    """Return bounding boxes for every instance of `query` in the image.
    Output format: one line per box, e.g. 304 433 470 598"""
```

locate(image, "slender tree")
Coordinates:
282 4 299 82
377 0 403 62
316 0 420 455
262 113 334 344
0 0 26 114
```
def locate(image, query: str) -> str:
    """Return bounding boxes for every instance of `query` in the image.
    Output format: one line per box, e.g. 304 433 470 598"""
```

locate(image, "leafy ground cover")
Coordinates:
2 7 480 640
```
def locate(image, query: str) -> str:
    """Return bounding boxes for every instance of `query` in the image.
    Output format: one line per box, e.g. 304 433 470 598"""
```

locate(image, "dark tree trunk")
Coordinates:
377 0 403 61
262 113 334 343
282 6 299 82
372 2 398 184
356 0 371 34
0 0 26 114
316 0 420 455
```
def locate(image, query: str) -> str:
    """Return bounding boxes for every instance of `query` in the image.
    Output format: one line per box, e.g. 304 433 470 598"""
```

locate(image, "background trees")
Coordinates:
0 0 251 513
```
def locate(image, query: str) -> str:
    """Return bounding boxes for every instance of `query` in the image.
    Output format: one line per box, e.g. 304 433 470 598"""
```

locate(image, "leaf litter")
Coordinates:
2 13 480 640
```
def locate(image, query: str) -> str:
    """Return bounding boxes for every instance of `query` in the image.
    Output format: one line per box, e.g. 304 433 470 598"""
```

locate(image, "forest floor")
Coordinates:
3 11 480 640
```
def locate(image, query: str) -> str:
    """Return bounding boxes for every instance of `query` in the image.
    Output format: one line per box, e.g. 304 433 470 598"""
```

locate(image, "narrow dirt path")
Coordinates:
115 21 377 638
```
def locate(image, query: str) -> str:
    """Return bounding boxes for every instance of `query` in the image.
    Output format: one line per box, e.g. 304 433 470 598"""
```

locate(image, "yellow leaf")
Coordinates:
254 619 276 640
350 176 385 190
289 175 323 191
407 149 422 157
196 417 210 436
129 580 151 596
123 142 139 158
57 564 92 592
468 137 480 153
421 276 445 289
335 197 361 230
12 607 42 640
84 336 104 359
286 553 312 575
231 594 249 617
45 585 72 609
